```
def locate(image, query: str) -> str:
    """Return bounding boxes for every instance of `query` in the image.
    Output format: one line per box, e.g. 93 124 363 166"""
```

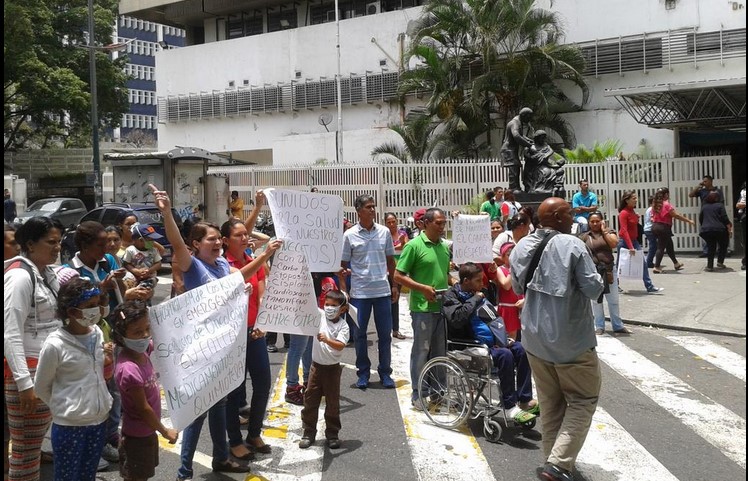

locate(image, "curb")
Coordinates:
623 318 747 338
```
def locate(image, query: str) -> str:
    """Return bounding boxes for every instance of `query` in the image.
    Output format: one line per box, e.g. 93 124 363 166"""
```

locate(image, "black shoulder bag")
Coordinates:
522 231 558 294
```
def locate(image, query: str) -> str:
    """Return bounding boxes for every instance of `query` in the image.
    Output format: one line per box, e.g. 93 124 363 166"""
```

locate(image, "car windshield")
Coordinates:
28 199 63 212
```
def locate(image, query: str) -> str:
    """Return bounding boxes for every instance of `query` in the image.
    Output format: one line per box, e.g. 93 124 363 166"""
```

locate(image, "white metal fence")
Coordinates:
208 155 733 251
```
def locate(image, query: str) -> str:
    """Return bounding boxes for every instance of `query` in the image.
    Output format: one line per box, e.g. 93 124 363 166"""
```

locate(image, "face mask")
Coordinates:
324 306 341 321
100 305 110 319
144 240 154 250
75 307 101 327
123 336 152 353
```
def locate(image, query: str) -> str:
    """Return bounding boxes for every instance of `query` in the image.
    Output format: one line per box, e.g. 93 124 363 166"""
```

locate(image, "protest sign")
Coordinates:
452 214 493 264
149 272 247 431
264 188 344 272
256 240 322 336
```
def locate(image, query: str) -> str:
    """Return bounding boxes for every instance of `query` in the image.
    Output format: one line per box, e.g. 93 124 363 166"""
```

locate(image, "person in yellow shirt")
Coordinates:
229 191 244 219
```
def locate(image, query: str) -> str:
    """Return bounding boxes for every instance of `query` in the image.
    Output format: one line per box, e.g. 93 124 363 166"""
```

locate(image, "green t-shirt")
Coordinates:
480 201 501 221
396 232 451 313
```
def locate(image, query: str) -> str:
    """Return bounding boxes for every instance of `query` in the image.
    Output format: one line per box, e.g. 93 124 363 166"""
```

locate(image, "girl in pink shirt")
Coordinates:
650 188 696 273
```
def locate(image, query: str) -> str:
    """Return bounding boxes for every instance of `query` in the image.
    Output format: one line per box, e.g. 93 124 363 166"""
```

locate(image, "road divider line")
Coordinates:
597 335 746 469
666 335 746 382
578 407 679 481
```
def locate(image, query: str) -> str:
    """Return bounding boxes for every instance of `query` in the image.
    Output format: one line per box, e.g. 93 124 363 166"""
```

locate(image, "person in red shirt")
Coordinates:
617 191 662 294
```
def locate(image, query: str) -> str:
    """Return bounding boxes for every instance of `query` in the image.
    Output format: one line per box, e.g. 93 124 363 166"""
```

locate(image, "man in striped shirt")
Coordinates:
341 194 397 389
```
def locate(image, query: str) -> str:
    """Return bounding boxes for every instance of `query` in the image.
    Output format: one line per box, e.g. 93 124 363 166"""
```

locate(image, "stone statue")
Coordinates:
523 130 566 198
499 107 534 192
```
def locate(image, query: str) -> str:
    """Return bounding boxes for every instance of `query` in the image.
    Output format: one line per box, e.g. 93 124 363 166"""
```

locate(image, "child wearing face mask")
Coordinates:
34 277 114 481
112 300 178 480
122 224 163 292
299 290 350 450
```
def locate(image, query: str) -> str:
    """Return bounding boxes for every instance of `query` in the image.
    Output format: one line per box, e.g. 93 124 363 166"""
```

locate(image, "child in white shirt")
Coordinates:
299 290 350 450
122 224 162 290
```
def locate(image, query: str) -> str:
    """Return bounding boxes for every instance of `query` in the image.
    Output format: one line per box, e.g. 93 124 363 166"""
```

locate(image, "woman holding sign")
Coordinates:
150 185 281 480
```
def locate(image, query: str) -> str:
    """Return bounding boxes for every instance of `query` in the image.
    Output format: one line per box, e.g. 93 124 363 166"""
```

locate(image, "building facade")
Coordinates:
119 0 745 169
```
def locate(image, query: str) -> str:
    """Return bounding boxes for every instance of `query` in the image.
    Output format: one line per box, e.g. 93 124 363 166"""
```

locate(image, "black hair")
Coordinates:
588 211 604 221
231 190 239 196
116 210 136 225
220 218 245 238
110 300 149 346
458 262 483 282
104 225 122 237
354 193 376 211
485 191 495 200
56 277 98 318
703 174 713 181
325 289 347 306
384 212 397 221
74 221 106 250
507 213 531 231
15 217 64 254
423 207 445 223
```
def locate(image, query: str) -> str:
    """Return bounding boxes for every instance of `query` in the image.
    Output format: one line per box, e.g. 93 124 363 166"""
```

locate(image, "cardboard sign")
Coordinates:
255 240 322 336
452 214 493 264
149 272 247 431
264 188 344 272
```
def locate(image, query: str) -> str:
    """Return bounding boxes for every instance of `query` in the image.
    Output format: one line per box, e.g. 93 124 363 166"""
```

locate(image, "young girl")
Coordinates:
494 242 525 340
112 300 178 481
34 277 113 481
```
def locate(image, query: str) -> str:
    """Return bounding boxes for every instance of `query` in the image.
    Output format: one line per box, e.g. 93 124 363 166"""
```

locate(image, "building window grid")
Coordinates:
160 70 401 122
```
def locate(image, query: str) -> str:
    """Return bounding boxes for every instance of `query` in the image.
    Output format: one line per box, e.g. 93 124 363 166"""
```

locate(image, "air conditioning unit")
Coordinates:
366 1 380 15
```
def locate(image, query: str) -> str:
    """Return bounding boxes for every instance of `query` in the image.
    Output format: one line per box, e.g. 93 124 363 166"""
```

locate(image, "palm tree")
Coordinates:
370 111 452 163
401 0 588 150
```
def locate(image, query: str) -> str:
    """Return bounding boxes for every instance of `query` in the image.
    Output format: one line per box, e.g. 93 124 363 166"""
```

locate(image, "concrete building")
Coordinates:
119 0 745 172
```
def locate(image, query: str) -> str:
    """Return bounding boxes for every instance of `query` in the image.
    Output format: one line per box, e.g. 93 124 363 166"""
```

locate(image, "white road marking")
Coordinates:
578 407 679 481
390 297 497 481
666 335 746 382
596 335 747 469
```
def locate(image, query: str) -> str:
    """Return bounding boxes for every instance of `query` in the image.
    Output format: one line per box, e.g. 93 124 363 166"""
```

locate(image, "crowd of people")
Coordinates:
3 176 743 481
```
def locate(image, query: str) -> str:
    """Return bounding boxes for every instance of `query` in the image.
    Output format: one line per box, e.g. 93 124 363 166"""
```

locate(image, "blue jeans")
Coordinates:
391 295 400 332
51 422 106 481
105 375 121 446
410 312 446 402
592 273 624 331
177 399 229 480
227 334 272 446
286 335 312 387
351 296 393 378
644 231 657 268
490 341 533 409
616 239 656 291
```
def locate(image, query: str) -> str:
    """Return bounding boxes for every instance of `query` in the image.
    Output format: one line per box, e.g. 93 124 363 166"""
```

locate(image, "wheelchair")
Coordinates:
416 337 536 443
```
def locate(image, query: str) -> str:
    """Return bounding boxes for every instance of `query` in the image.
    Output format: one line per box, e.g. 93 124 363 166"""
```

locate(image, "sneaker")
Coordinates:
327 438 342 449
97 457 110 472
101 443 120 463
267 344 278 353
381 374 395 389
705 266 714 272
540 463 574 481
595 328 604 336
716 263 726 269
613 327 632 335
299 436 315 449
356 375 369 389
285 385 304 406
647 287 664 294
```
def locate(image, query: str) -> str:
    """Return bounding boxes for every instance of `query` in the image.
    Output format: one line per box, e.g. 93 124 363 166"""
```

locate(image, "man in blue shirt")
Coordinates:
341 194 397 389
571 179 598 233
4 189 17 224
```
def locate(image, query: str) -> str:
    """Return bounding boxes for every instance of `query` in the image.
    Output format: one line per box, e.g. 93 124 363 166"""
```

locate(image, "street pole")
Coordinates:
88 0 102 206
334 0 343 164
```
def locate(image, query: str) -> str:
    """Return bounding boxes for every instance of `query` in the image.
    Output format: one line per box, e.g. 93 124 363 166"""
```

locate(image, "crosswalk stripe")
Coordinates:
578 407 679 481
390 299 497 481
666 335 746 382
596 335 747 469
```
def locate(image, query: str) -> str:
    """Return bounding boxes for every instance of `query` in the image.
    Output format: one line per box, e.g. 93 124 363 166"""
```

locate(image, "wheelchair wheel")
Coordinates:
483 419 502 443
417 357 472 428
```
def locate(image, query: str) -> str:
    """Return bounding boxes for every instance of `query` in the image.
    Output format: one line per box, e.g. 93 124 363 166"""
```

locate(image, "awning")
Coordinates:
606 78 746 132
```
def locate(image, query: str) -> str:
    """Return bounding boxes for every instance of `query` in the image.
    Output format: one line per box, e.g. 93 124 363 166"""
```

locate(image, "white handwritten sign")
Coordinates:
264 188 343 272
149 272 247 431
256 240 322 336
452 214 493 264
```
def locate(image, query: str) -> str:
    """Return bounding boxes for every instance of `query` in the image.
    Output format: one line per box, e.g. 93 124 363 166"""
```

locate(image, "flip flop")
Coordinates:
520 401 540 416
509 408 536 424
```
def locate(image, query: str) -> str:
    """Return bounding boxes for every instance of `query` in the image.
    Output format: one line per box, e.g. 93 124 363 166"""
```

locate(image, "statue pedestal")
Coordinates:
514 192 554 221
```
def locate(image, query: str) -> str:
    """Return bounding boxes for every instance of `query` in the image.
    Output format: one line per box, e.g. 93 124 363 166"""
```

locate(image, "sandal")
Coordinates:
674 262 684 271
248 437 272 454
519 400 540 416
653 267 663 274
506 406 536 424
229 445 254 461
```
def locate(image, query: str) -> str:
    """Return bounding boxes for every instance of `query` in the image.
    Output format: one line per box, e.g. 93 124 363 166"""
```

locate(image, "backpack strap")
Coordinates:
4 260 37 306
523 231 558 294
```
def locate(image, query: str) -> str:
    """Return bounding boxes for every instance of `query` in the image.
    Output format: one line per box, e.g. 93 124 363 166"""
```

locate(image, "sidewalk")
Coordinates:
618 254 746 337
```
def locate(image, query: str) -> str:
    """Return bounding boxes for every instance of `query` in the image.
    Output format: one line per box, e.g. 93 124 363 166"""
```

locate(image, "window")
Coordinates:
687 28 746 55
581 37 663 75
267 9 297 32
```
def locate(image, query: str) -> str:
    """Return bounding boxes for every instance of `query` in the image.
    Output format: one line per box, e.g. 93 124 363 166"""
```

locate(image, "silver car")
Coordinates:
15 197 87 229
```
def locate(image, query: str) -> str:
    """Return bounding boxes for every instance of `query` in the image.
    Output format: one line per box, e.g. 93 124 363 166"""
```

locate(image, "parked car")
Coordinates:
15 197 87 229
60 203 183 264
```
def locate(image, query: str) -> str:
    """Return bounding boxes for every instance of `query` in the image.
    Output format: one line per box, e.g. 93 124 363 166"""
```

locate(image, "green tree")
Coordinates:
562 139 623 164
402 0 588 150
371 111 455 163
4 0 129 151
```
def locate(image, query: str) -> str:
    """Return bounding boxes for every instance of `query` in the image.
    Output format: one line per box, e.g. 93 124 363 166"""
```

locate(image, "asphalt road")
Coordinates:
37 266 746 481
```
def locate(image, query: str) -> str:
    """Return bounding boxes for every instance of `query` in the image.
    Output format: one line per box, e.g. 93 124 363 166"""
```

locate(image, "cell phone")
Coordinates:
435 288 448 300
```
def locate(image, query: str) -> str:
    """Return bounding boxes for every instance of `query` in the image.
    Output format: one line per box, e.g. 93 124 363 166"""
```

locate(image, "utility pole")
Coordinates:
334 0 343 163
88 0 102 206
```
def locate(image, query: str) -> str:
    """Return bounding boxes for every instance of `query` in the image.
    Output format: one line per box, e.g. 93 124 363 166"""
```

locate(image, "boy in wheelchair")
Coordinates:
442 262 538 424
